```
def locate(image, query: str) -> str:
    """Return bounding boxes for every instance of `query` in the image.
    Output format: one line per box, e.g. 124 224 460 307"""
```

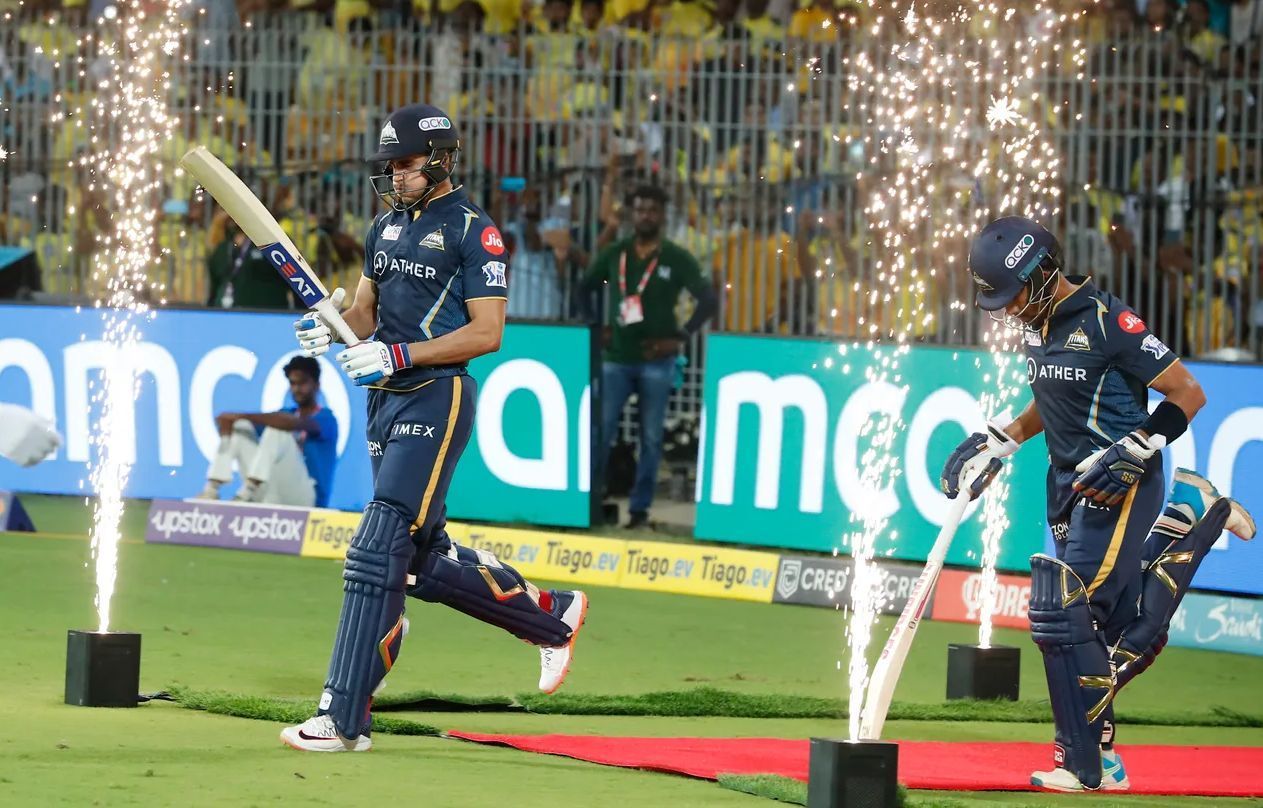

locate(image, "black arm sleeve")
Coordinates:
682 284 718 335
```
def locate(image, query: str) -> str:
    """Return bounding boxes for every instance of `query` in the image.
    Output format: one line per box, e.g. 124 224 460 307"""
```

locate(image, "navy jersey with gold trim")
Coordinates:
1025 277 1178 470
362 186 508 390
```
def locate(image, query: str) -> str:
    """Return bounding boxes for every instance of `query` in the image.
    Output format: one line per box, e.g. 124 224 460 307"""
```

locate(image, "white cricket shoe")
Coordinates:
1031 750 1129 792
1227 499 1257 540
539 591 588 694
280 714 371 753
1030 767 1091 792
1172 469 1256 540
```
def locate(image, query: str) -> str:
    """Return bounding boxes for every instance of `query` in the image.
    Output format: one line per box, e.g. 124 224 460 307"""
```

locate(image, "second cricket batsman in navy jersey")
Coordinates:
281 104 589 753
939 217 1254 792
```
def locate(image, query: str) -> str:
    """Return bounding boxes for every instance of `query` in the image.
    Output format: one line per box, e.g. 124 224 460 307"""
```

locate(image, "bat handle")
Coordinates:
315 298 361 348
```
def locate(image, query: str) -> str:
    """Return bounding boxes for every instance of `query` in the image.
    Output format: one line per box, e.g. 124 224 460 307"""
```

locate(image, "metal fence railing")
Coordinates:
3 14 1261 398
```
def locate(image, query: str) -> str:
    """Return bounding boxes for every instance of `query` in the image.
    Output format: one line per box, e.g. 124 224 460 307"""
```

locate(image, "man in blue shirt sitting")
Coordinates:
198 356 338 508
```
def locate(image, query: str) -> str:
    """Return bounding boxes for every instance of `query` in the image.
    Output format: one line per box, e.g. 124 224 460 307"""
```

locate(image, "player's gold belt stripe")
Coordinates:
413 376 463 534
1087 483 1138 596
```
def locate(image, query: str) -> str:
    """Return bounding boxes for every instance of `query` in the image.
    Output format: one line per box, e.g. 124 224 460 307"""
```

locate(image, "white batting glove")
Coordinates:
293 287 346 357
336 340 413 386
0 403 62 467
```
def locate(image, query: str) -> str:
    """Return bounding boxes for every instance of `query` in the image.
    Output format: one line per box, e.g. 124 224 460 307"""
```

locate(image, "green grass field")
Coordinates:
3 495 1262 807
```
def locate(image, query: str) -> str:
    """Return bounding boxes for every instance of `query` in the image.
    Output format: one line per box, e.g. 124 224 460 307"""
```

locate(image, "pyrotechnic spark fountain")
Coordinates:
975 342 1021 648
77 0 187 632
830 0 1087 739
59 0 188 709
843 351 904 740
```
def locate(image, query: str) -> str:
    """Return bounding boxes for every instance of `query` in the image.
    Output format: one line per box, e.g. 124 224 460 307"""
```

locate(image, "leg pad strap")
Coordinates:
409 542 571 647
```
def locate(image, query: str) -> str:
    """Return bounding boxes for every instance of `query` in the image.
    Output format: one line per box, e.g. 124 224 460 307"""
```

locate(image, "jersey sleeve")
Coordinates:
361 216 384 281
1104 301 1179 385
461 214 509 301
677 248 709 297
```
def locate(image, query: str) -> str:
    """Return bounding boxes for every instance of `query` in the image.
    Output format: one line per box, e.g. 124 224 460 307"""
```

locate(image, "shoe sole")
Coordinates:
1030 775 1130 793
1228 498 1256 540
1031 782 1081 792
541 593 588 695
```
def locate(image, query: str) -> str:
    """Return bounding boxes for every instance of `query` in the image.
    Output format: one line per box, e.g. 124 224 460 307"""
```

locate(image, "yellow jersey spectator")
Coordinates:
659 0 714 36
712 201 812 333
1183 0 1227 67
742 0 785 44
789 0 838 42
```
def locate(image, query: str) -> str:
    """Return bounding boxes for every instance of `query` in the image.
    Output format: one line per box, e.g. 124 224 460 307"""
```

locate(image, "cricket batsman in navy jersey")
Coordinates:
279 104 588 752
940 217 1255 792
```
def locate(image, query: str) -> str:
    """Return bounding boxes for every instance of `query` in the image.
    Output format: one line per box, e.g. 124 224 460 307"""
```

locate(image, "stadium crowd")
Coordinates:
0 0 1261 359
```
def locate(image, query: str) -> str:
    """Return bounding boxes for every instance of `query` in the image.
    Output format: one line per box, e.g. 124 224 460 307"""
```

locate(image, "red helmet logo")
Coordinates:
1118 311 1146 334
481 227 505 256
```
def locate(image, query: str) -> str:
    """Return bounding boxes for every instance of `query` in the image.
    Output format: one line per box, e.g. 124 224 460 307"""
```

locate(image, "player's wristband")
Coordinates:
1139 400 1188 445
388 343 413 372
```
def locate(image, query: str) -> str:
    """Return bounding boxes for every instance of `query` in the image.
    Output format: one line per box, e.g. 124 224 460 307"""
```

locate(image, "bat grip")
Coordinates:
315 298 361 348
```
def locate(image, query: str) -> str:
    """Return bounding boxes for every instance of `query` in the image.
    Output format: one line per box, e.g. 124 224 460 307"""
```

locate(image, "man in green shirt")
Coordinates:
206 219 295 310
582 184 717 527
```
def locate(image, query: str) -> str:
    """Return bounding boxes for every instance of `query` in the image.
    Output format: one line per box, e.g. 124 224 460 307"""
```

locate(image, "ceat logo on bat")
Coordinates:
266 248 299 278
266 245 319 304
1119 311 1146 334
481 227 505 256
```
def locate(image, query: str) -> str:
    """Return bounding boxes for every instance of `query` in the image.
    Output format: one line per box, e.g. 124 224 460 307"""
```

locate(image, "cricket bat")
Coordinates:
857 470 977 741
178 146 359 346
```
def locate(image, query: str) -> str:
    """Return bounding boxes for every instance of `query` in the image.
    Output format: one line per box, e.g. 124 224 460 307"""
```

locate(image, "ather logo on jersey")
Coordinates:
481 227 505 256
372 250 437 279
1027 357 1087 383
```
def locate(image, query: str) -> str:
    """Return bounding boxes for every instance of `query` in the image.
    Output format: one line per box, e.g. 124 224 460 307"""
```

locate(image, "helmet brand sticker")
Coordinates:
1004 233 1036 269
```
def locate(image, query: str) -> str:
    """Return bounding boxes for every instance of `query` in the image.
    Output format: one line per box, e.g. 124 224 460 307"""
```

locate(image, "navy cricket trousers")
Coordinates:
1044 453 1166 642
366 374 477 554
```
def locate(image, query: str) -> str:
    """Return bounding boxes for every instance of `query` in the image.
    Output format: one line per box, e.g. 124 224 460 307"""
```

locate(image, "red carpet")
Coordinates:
447 732 1263 796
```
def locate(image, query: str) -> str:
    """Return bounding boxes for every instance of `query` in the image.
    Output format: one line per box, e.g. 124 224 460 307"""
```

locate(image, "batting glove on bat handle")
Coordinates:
1072 430 1164 506
293 288 346 357
939 419 1019 500
336 340 413 386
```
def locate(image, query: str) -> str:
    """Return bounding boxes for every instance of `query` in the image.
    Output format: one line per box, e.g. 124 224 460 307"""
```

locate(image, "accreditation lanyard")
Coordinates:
618 249 658 326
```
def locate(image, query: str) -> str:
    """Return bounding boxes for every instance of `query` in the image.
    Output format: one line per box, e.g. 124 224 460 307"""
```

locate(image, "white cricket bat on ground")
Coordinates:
857 471 978 741
178 146 359 346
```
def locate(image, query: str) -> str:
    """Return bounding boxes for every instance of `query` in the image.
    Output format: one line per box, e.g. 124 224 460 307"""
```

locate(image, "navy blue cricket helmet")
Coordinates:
368 103 460 162
368 103 462 210
967 216 1062 311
